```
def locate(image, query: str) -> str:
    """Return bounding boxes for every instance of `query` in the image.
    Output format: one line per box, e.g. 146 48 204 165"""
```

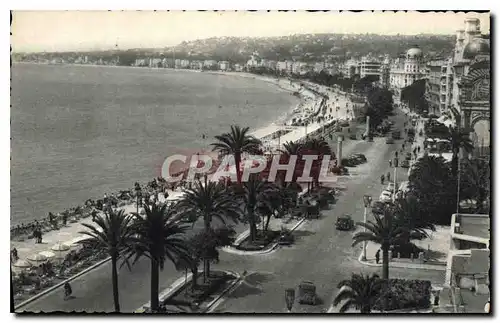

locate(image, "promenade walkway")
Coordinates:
11 190 183 265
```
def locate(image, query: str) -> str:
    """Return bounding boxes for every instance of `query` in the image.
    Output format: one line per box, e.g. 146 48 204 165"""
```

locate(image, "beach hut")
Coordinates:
26 253 48 265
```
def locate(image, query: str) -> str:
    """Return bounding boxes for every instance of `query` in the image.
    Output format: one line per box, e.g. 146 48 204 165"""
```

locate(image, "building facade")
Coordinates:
425 17 490 156
389 47 427 105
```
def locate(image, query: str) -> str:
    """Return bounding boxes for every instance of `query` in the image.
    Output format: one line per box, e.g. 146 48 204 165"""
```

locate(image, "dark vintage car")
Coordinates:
336 214 355 231
298 281 317 305
400 160 410 168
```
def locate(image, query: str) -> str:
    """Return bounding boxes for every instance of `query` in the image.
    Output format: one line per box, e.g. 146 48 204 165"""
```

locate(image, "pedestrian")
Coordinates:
381 174 385 184
62 213 68 227
33 228 39 244
11 248 18 262
387 172 391 182
389 159 392 168
91 209 97 222
64 282 72 300
375 249 380 264
418 146 421 153
38 229 43 244
402 143 405 150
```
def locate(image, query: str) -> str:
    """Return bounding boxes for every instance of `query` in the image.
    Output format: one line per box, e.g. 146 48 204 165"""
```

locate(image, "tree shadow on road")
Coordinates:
292 230 315 240
226 272 274 299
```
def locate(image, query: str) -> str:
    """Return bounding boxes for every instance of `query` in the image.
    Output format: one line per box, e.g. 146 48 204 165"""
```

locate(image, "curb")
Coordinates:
134 270 241 313
15 256 111 311
357 252 445 271
222 217 307 256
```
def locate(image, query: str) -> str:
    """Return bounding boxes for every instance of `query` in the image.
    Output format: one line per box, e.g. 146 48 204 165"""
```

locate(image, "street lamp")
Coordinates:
392 153 399 202
285 288 295 313
361 195 372 261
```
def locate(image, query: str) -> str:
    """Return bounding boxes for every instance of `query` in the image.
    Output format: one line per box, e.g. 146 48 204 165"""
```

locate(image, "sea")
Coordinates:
11 64 299 225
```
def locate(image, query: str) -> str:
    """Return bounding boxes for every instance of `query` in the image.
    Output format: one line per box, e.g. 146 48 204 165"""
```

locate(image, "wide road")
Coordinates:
18 108 439 313
210 108 444 313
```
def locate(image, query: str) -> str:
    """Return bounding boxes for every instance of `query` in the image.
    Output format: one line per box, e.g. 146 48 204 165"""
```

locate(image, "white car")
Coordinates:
386 183 398 193
379 190 393 202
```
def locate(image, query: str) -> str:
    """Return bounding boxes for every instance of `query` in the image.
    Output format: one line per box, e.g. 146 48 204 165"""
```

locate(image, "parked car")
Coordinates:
336 214 355 231
386 183 397 193
298 281 317 305
392 130 401 140
379 190 393 202
400 160 410 168
352 153 367 163
386 137 395 144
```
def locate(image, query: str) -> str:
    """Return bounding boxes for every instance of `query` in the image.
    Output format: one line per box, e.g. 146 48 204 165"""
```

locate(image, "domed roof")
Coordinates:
406 47 423 59
463 38 490 59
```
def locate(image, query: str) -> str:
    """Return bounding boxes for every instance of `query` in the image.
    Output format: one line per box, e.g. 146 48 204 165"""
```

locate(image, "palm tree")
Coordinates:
333 273 383 313
393 193 435 242
278 141 303 183
448 125 474 177
177 180 241 282
80 209 136 312
124 203 190 312
211 125 262 185
242 175 277 242
460 158 490 212
302 137 333 188
352 210 407 280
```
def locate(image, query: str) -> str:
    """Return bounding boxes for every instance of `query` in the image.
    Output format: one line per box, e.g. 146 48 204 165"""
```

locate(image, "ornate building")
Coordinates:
428 17 490 156
389 47 427 105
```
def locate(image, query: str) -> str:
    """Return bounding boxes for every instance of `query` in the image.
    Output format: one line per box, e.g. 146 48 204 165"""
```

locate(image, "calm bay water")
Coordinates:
11 64 298 225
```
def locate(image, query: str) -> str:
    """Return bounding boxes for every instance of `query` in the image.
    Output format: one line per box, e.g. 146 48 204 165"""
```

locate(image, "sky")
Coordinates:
11 11 491 52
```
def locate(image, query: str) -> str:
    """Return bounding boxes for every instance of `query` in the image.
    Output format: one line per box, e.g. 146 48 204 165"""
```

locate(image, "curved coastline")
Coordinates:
10 64 309 229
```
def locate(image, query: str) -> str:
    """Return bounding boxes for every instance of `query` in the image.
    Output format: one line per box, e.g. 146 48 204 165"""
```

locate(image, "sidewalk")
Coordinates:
11 190 183 263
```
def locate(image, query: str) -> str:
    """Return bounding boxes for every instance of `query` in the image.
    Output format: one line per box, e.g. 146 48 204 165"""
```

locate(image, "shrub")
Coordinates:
375 279 431 311
390 243 424 259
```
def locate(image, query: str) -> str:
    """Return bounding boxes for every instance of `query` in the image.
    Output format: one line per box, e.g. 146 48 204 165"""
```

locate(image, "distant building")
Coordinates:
218 61 230 71
180 59 190 68
233 63 243 72
425 58 450 116
359 56 382 79
389 47 427 105
189 60 202 70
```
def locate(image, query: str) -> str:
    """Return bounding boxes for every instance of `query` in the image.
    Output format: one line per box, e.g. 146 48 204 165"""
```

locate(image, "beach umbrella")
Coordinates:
66 235 88 249
26 253 48 264
51 242 70 252
39 251 56 260
12 259 32 269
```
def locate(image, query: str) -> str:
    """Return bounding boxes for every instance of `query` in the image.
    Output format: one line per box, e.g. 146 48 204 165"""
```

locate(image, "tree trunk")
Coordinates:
150 257 160 312
191 266 199 293
382 245 389 280
451 152 458 178
111 253 120 312
203 216 210 283
265 214 272 232
235 153 242 185
248 207 257 242
360 305 371 313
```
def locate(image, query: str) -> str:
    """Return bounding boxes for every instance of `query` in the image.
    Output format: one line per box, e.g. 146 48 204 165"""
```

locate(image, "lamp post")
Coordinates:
362 195 372 261
393 153 399 202
285 288 295 313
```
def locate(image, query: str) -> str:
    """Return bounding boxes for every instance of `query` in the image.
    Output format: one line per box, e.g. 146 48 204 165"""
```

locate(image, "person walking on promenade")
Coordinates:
64 282 72 300
381 174 385 185
11 248 18 263
387 172 391 182
418 146 421 153
62 213 68 227
389 159 392 168
375 249 380 264
38 228 43 244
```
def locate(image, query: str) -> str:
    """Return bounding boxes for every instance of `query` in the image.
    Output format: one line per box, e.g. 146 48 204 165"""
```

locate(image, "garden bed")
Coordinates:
163 271 237 313
235 230 281 251
374 279 431 311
